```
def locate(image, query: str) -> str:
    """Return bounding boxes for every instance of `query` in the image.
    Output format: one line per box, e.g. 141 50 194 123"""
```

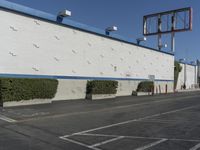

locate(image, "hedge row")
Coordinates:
137 81 154 92
0 78 156 104
86 80 118 94
87 80 154 94
0 78 58 103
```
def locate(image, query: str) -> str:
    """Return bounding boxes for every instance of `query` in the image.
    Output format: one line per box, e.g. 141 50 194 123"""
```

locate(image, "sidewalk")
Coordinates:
177 88 200 93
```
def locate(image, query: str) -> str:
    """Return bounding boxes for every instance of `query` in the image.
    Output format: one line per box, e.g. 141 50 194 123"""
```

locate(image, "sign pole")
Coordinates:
171 32 175 52
158 14 162 50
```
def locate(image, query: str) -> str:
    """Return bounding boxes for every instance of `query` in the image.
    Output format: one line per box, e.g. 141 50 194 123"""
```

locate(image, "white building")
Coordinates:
0 0 174 100
176 62 198 90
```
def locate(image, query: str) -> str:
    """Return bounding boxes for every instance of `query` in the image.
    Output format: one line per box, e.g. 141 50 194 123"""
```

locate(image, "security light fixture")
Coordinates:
164 44 168 48
179 58 186 62
136 37 147 45
57 10 71 22
158 44 167 50
106 26 118 32
105 26 118 35
58 10 72 17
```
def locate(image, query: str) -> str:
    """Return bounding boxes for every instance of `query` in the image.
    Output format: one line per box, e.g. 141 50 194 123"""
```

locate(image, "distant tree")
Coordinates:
174 61 182 90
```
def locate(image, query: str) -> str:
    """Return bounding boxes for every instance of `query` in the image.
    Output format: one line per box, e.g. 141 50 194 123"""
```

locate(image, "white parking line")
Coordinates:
60 136 102 150
189 143 200 150
135 139 168 150
60 105 199 138
89 136 124 148
79 133 200 143
81 133 118 138
0 114 17 123
80 133 163 140
60 131 200 150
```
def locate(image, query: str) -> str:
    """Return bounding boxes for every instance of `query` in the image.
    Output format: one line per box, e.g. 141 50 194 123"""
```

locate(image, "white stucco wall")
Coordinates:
176 63 198 90
53 79 87 101
0 8 175 100
0 9 174 82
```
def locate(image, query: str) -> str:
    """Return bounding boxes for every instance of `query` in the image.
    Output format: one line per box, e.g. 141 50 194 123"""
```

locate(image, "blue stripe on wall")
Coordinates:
0 73 174 82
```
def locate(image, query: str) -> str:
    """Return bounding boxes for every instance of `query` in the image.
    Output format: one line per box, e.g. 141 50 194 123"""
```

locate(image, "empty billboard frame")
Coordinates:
143 7 192 36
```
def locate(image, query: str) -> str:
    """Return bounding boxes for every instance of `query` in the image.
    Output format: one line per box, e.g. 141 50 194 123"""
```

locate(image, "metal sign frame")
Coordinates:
143 7 192 36
143 7 192 52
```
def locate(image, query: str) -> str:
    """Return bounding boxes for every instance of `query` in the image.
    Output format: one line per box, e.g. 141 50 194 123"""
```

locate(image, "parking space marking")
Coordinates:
60 136 102 150
0 114 17 123
60 105 200 138
89 136 124 148
190 143 200 150
60 132 200 150
79 133 200 143
81 133 118 138
135 139 168 150
79 133 163 140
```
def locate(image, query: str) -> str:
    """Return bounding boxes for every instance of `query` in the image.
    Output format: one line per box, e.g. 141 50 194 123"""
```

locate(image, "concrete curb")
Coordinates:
177 89 200 93
3 99 52 107
86 94 116 100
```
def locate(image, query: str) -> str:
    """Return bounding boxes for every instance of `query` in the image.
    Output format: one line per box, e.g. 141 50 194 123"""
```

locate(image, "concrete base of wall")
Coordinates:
132 92 152 96
52 79 174 100
117 80 140 96
154 81 174 94
86 94 116 100
52 79 87 101
176 88 200 93
117 80 174 96
3 99 52 107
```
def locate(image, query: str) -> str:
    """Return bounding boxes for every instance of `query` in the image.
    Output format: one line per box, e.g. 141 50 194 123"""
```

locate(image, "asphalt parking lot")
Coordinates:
1 91 200 150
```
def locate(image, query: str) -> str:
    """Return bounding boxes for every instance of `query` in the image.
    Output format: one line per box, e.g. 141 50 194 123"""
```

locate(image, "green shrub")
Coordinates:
137 81 154 92
86 80 118 95
0 78 58 103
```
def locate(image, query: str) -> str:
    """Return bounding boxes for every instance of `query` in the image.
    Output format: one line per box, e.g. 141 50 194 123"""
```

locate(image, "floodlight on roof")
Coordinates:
163 44 168 48
179 58 186 62
136 37 147 45
158 43 168 50
106 26 118 32
58 10 72 17
105 26 118 35
57 10 71 22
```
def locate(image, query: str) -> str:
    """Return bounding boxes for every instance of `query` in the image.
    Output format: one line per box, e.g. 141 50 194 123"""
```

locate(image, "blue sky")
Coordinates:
6 0 200 62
